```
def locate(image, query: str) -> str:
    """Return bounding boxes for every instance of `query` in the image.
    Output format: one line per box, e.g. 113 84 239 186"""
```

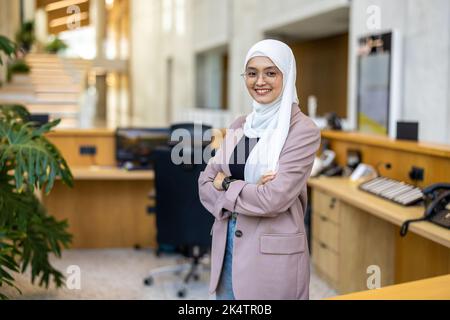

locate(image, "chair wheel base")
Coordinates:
177 288 187 298
144 277 154 286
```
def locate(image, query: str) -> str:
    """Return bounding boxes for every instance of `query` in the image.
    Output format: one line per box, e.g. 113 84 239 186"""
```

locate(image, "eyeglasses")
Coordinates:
240 69 281 83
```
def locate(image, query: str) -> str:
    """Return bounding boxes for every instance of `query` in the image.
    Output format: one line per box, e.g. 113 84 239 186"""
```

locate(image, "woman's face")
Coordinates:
244 56 283 105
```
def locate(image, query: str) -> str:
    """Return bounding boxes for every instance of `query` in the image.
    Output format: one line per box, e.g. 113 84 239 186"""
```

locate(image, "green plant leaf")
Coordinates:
0 104 73 299
0 35 16 65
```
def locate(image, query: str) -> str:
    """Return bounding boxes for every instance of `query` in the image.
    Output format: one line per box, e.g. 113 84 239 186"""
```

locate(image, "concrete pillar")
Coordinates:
92 0 106 59
229 0 263 118
130 0 165 126
0 0 20 84
22 0 36 22
35 9 48 46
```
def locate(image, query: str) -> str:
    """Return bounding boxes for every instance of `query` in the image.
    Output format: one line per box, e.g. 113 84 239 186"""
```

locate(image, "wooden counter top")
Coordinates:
65 166 154 180
321 130 450 158
329 274 450 300
47 128 115 137
308 177 450 248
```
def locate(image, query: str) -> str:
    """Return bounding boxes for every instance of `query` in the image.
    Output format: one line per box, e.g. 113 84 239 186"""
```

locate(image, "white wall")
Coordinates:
130 0 196 127
23 0 36 22
349 0 450 144
129 0 348 127
228 0 264 119
193 0 229 51
129 0 450 144
259 0 349 31
130 0 165 126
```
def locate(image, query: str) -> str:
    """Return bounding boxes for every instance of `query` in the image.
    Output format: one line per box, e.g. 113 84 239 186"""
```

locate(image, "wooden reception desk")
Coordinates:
330 274 450 300
308 177 450 294
42 124 450 291
309 130 450 294
42 129 156 249
42 127 224 249
42 166 156 249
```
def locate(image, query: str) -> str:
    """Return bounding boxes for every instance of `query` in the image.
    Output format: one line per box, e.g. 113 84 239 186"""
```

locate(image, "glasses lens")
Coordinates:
243 70 279 82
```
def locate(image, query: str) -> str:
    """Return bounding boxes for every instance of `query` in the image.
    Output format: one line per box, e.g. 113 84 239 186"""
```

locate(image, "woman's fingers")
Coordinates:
262 175 274 181
263 176 276 184
213 172 226 190
259 173 276 185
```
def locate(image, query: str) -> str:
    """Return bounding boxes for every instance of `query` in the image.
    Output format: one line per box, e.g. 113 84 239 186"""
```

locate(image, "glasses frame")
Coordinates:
240 67 282 83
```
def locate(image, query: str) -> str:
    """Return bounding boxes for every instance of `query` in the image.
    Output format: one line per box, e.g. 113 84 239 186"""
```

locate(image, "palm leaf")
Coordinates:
0 35 16 65
0 104 73 299
0 118 73 192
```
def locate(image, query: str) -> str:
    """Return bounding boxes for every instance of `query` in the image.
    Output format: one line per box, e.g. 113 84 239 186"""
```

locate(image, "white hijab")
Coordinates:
243 39 299 184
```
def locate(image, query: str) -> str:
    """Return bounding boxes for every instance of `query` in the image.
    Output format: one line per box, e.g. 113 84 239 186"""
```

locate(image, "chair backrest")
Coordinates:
153 126 214 249
168 123 213 147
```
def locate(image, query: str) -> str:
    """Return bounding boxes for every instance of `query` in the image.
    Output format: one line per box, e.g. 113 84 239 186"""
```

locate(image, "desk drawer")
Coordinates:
312 213 339 253
312 239 339 284
312 189 340 224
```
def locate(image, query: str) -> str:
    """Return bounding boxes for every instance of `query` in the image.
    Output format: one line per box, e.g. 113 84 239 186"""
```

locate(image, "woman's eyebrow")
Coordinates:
246 66 278 71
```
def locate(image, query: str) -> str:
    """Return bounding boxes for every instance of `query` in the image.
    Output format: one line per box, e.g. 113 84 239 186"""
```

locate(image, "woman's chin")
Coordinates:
253 95 277 105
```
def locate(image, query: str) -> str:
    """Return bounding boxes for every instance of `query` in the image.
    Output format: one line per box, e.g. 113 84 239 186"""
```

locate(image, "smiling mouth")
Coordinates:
254 88 272 96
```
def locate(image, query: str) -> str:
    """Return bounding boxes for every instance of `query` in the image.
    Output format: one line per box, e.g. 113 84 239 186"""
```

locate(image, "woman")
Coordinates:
198 39 321 300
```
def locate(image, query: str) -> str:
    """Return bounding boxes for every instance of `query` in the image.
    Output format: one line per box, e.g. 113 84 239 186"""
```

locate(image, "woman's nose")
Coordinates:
255 73 266 86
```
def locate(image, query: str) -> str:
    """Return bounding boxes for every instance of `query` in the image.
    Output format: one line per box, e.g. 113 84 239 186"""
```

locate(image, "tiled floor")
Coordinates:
1 248 337 300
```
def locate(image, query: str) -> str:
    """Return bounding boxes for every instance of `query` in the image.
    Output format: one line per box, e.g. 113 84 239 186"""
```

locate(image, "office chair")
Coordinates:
143 123 215 298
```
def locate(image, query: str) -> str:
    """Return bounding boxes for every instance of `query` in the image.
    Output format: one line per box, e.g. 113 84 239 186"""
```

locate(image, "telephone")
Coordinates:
350 163 377 182
311 150 336 177
400 183 450 236
325 112 342 130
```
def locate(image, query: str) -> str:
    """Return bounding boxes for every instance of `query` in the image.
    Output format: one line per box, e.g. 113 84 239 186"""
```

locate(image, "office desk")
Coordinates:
329 275 450 300
69 166 154 180
308 177 450 294
42 166 156 249
43 127 227 249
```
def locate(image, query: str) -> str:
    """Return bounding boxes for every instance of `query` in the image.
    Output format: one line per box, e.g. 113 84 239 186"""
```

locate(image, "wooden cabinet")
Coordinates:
312 189 340 289
309 131 450 296
42 168 156 249
337 202 395 293
312 188 395 294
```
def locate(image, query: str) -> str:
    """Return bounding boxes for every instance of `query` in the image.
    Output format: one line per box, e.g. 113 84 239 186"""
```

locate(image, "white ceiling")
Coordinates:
265 6 350 41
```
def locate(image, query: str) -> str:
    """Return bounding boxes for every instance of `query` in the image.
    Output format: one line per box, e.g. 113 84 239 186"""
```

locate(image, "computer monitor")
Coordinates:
28 113 50 127
115 128 170 170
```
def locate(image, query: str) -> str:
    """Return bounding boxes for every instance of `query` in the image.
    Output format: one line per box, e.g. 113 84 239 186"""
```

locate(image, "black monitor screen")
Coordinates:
116 128 170 169
28 114 50 127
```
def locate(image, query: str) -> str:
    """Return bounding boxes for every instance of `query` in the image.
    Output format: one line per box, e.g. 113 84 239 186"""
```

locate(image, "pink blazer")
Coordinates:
198 104 321 300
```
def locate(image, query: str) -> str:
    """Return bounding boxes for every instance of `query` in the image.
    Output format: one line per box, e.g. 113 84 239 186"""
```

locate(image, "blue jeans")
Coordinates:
215 214 237 300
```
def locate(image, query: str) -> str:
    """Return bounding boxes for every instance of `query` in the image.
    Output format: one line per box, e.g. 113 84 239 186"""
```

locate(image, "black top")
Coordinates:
229 136 260 180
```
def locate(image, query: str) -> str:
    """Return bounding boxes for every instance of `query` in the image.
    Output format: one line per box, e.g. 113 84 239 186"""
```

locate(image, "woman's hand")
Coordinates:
257 171 277 186
213 172 227 190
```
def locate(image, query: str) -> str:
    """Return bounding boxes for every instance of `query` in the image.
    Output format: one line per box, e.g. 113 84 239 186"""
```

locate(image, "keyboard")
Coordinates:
359 177 424 206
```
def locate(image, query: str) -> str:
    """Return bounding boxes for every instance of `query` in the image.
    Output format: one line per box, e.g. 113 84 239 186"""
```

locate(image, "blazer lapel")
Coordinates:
221 126 244 176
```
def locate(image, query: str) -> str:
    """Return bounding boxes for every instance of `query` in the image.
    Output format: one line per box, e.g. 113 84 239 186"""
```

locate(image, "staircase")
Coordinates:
0 53 91 128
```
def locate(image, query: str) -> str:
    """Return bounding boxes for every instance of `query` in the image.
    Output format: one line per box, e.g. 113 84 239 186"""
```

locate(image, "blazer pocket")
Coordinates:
260 233 305 255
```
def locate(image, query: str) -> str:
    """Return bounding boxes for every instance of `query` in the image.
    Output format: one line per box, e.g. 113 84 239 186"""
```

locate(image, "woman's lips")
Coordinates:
254 88 272 96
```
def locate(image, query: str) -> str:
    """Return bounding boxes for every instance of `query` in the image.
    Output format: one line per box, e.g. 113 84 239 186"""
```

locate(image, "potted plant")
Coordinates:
45 37 68 54
7 59 30 82
0 35 16 65
15 21 35 53
0 34 17 87
0 104 74 299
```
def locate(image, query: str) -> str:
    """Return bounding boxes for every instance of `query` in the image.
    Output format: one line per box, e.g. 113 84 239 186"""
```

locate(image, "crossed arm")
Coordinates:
198 121 320 220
